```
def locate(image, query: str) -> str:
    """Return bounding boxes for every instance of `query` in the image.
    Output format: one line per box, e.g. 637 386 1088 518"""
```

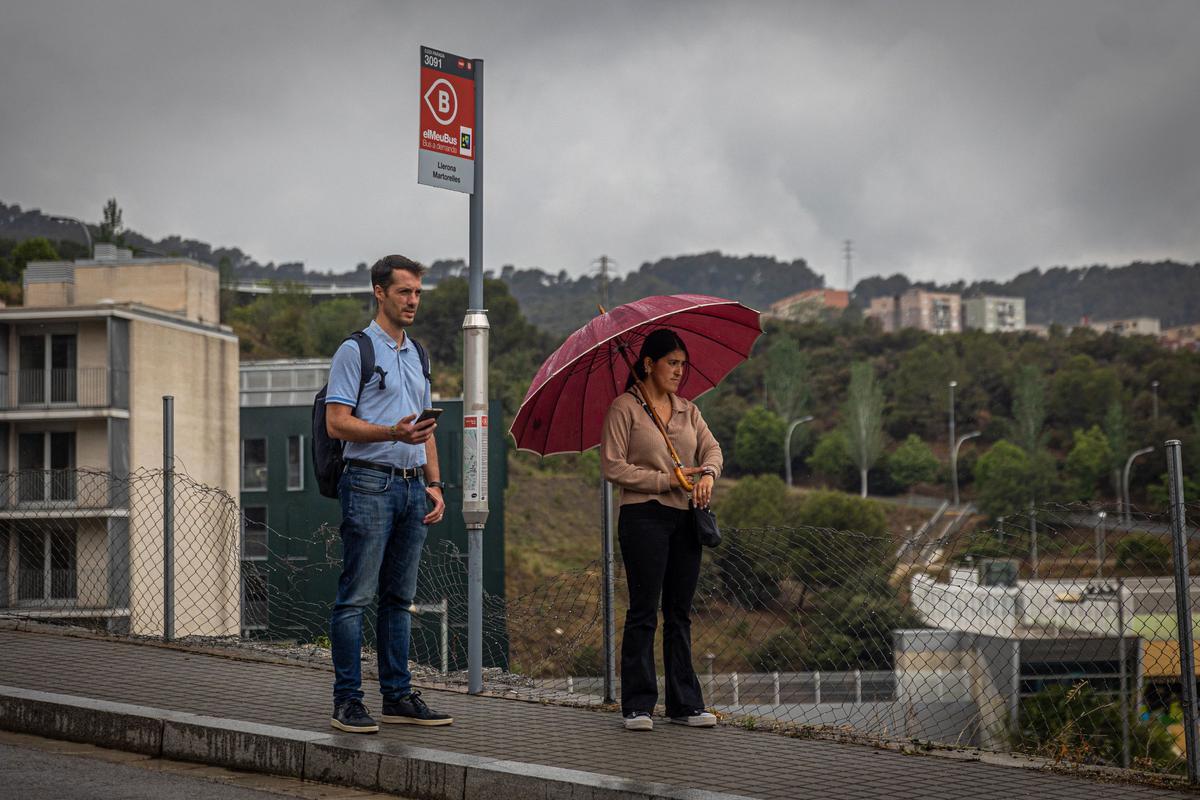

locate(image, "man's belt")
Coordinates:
345 459 425 479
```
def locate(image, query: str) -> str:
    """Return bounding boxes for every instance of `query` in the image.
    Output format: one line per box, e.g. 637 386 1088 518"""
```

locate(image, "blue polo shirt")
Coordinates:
326 321 432 469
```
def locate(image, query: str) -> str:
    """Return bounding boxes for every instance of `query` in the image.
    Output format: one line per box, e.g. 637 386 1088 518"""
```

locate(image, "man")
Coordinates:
325 254 452 733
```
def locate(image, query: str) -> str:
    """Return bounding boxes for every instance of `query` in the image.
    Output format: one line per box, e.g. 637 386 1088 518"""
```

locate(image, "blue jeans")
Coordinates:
330 465 428 705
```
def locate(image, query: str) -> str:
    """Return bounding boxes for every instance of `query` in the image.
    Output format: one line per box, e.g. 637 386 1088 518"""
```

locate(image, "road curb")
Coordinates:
0 684 754 800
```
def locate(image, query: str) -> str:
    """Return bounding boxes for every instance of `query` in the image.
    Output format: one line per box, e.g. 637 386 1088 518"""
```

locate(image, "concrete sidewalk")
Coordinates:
0 627 1192 800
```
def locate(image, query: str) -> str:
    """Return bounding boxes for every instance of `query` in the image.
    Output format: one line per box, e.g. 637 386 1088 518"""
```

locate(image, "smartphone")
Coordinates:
416 408 444 424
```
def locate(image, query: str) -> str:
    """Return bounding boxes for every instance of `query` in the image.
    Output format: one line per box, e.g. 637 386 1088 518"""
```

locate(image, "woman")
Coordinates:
600 328 723 731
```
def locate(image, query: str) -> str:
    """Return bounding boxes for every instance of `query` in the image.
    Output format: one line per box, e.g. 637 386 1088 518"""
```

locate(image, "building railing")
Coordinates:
0 367 123 409
0 471 119 511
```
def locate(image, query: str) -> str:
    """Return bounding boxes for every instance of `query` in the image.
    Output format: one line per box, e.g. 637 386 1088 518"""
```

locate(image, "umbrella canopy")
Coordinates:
509 294 763 456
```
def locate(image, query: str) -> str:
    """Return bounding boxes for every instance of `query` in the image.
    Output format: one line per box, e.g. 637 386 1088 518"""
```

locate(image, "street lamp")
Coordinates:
784 415 815 487
951 431 981 507
1122 446 1154 526
948 380 957 458
48 215 92 259
1095 511 1107 578
1151 380 1160 423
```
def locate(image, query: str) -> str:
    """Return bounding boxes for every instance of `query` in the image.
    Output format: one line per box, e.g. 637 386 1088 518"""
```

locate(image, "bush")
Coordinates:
749 626 807 672
1114 534 1171 574
733 406 787 475
807 429 857 490
714 474 789 528
1012 683 1176 768
888 434 940 491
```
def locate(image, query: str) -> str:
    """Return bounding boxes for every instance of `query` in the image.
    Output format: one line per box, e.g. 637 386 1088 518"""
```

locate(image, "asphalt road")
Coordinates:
0 731 404 800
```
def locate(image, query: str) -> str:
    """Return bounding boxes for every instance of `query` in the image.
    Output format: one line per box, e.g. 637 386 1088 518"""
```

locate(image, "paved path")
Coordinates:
0 628 1191 800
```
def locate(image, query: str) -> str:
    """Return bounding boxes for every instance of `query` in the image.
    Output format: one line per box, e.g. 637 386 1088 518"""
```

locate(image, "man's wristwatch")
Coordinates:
426 480 444 490
700 467 716 479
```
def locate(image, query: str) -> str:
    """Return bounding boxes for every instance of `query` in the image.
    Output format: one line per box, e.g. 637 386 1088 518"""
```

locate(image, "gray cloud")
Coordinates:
1 0 1197 287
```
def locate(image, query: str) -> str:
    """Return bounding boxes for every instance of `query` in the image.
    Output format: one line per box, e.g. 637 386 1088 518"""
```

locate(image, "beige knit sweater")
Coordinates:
600 391 723 510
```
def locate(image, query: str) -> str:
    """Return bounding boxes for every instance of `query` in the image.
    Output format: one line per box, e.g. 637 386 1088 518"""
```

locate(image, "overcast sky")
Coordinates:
1 1 1198 287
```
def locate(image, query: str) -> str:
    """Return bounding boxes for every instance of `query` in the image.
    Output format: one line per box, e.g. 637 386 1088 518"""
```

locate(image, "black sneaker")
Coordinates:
381 690 453 726
331 699 378 733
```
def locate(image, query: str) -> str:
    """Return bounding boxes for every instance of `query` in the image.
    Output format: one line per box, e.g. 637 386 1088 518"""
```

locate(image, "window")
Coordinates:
287 435 304 491
18 333 77 404
16 526 76 604
242 506 268 560
17 431 76 503
242 438 267 491
241 566 268 631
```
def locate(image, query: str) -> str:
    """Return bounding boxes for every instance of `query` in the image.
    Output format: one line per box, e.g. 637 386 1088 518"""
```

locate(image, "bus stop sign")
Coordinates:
418 46 476 194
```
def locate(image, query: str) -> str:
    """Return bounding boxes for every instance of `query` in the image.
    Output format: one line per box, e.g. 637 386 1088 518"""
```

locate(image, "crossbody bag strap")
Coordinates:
627 386 693 491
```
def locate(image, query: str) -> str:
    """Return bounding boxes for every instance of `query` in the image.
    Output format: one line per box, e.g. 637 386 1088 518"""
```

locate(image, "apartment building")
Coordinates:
898 288 961 335
0 244 239 636
765 289 850 322
866 289 962 335
1088 317 1162 337
864 296 898 333
962 295 1026 333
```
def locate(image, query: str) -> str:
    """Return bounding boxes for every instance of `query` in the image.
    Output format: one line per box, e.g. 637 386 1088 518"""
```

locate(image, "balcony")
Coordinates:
0 470 126 518
0 368 126 413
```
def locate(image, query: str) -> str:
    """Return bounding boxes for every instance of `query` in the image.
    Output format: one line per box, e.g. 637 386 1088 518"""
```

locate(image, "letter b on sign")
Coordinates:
438 90 451 115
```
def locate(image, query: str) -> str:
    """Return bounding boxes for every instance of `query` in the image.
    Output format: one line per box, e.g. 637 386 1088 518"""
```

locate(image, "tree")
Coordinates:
888 434 940 492
807 428 856 490
845 361 884 498
1011 364 1046 454
98 198 124 245
733 406 786 475
1050 355 1121 431
764 336 811 424
1114 534 1171 574
9 237 59 275
1103 400 1129 499
1064 426 1113 501
974 440 1032 520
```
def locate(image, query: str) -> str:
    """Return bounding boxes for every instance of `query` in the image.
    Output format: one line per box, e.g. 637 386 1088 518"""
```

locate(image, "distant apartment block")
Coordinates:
0 244 239 635
864 296 898 333
766 289 850 322
1161 323 1200 352
1088 317 1162 337
899 289 961 335
866 289 962 335
962 295 1025 333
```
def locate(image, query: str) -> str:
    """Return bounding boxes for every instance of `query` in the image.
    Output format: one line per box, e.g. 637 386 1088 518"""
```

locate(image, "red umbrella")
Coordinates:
509 294 763 457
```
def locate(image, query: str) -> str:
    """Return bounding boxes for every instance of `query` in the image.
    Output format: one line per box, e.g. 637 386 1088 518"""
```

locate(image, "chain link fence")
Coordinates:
3 466 1200 782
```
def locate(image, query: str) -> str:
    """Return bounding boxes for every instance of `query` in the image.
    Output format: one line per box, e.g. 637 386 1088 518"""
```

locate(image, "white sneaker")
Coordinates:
670 710 717 727
623 712 653 731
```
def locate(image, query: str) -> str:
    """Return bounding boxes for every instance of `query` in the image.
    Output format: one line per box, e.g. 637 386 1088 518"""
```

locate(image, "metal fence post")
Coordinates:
163 395 174 642
601 480 616 705
1166 439 1199 783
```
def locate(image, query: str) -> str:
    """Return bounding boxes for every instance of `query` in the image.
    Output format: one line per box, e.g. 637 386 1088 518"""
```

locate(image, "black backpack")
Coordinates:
312 330 432 498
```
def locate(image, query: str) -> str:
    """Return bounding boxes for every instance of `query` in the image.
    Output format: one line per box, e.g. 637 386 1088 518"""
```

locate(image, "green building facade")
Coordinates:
239 358 506 671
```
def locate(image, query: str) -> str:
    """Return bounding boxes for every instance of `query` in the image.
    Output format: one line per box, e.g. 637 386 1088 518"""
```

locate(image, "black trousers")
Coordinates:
618 500 705 717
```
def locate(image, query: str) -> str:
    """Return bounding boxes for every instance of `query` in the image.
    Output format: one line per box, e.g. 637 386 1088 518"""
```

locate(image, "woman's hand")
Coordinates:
691 473 714 508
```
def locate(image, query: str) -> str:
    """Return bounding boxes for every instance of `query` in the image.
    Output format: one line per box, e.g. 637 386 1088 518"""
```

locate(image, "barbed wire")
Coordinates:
3 468 1200 779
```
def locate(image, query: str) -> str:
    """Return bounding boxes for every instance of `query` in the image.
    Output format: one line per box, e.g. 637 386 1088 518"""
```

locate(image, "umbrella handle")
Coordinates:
673 466 695 492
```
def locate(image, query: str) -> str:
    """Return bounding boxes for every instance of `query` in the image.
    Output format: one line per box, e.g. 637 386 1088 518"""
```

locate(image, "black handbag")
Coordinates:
690 501 721 547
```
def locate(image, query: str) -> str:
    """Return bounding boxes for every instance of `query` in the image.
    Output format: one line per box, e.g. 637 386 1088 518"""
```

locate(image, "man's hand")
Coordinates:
392 414 437 445
424 485 445 525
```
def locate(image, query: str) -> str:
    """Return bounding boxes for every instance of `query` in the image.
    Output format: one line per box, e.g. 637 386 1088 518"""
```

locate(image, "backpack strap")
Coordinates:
407 335 432 385
347 330 375 415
